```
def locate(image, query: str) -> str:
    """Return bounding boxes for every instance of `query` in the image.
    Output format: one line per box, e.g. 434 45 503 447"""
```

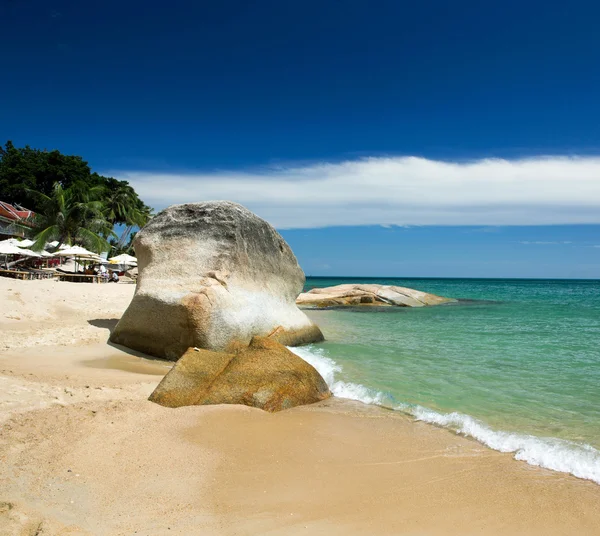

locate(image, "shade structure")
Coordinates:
0 238 34 248
0 242 40 257
56 245 102 260
18 248 41 258
45 241 69 250
108 253 137 265
0 242 27 255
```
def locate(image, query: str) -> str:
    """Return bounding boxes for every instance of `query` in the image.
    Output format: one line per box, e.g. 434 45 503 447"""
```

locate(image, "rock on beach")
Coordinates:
149 336 332 412
296 283 454 307
110 202 324 360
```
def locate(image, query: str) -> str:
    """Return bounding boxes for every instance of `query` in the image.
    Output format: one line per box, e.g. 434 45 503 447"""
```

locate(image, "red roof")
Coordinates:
0 201 35 223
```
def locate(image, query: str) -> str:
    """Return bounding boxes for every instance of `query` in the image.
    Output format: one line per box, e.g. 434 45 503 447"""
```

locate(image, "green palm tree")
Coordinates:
103 183 136 225
103 184 152 249
28 182 115 253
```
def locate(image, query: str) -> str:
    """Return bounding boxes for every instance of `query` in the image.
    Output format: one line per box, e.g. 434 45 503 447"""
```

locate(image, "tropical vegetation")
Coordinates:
0 140 152 254
27 183 115 253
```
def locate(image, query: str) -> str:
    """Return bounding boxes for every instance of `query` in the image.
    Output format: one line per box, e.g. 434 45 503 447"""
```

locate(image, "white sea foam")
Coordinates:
290 346 388 405
404 406 600 485
289 345 600 485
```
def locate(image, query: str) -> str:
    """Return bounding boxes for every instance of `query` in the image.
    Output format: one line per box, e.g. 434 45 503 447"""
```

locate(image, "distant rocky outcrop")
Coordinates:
296 284 454 307
149 337 331 412
110 202 324 360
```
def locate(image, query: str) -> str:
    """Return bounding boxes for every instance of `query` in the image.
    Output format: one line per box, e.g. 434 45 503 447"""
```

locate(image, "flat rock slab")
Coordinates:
296 283 455 308
149 337 331 412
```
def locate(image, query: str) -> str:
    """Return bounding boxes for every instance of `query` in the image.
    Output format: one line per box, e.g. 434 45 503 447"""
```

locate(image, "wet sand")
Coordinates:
1 278 600 535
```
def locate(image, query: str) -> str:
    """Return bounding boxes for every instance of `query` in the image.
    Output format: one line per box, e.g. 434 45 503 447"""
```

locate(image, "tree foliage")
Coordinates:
0 140 153 251
0 140 152 223
28 183 115 253
109 231 138 256
101 176 152 228
0 141 91 207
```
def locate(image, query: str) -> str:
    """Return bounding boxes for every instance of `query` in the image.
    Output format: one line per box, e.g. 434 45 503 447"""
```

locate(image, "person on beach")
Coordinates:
98 264 109 280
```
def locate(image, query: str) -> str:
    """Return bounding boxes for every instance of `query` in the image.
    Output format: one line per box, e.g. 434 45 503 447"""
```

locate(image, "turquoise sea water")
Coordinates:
293 277 600 484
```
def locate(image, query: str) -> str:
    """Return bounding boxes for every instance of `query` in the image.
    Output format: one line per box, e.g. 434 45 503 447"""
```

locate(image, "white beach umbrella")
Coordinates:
56 246 102 264
16 239 34 248
55 245 102 272
19 248 41 258
56 245 100 258
0 242 40 257
45 240 69 250
0 242 22 268
0 238 21 247
0 241 39 271
108 253 137 265
0 242 27 255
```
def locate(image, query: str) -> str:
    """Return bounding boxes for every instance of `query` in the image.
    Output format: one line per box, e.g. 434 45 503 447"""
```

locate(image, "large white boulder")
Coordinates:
110 202 324 360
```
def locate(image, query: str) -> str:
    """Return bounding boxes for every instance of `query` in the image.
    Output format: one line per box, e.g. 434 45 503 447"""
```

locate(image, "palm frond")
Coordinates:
76 227 111 253
31 225 61 251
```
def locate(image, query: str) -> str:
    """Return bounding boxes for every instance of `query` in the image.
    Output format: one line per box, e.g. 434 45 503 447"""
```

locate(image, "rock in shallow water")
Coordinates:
110 201 324 360
296 283 454 307
148 337 331 412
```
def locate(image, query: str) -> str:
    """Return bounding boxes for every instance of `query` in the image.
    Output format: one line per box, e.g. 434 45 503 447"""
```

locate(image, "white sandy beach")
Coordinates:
1 277 600 535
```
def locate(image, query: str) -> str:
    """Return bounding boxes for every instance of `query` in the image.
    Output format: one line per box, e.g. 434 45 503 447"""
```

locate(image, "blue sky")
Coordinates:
2 0 600 277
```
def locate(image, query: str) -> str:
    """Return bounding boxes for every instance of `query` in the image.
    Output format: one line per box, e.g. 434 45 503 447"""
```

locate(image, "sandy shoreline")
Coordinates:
1 278 600 535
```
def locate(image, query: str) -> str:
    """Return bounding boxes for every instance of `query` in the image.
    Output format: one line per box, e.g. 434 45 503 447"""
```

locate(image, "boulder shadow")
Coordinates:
88 318 119 332
87 318 166 361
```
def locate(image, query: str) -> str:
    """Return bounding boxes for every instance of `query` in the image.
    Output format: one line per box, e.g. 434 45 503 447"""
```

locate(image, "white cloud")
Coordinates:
111 155 600 229
519 241 573 245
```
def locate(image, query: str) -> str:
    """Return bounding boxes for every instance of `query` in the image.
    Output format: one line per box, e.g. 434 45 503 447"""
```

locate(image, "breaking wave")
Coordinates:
290 345 600 485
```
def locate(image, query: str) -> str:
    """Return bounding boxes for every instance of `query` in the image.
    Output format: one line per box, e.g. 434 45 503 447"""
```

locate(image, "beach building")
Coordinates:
0 200 35 239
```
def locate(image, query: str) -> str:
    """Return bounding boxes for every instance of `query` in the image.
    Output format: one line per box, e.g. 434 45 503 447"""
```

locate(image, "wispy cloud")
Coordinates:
519 241 573 245
112 155 600 229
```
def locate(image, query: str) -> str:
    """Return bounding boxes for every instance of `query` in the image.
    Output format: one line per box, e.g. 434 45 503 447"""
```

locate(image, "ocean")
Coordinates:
293 277 600 485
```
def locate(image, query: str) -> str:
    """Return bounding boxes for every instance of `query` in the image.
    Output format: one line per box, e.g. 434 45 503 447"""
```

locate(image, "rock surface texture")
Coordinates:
110 202 324 359
296 284 454 308
149 337 331 412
